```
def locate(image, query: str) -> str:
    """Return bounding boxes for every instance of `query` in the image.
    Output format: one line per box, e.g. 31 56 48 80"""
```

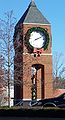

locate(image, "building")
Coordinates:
14 0 53 105
0 83 14 107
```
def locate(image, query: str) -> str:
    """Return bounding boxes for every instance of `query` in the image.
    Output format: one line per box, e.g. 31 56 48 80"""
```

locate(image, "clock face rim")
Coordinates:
29 31 46 49
24 27 50 52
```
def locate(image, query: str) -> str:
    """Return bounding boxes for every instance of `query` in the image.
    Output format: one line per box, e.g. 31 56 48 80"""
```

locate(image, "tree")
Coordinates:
53 52 65 79
0 55 7 106
0 10 16 107
0 55 6 87
53 52 65 89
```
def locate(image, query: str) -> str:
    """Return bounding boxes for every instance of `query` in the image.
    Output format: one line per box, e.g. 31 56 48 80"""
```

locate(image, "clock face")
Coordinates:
29 31 46 48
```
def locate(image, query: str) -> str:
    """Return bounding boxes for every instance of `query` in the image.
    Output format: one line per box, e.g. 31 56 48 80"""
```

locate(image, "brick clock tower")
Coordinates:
14 0 53 104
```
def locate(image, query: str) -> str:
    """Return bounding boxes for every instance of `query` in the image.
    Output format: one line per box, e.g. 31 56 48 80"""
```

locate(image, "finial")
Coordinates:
31 0 34 2
30 0 36 6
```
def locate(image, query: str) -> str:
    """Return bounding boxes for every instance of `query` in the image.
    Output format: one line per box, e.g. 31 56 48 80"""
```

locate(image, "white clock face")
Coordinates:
29 31 45 48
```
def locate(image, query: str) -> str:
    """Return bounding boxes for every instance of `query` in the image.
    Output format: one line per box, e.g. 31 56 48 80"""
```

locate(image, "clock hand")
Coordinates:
34 36 42 41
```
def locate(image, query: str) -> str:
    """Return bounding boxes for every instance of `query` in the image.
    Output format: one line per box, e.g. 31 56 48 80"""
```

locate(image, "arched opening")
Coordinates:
31 64 44 100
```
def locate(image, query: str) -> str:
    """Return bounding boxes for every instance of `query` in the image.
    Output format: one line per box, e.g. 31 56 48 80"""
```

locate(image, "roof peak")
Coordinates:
30 0 36 7
15 0 50 26
31 0 34 1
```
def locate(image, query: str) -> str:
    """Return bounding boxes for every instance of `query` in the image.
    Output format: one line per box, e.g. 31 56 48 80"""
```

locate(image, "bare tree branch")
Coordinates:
0 10 16 107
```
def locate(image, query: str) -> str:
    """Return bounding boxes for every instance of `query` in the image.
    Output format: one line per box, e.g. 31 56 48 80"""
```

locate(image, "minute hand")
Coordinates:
34 36 42 41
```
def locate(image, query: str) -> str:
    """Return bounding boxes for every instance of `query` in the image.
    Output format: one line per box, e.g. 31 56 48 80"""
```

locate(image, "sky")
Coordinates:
0 0 65 58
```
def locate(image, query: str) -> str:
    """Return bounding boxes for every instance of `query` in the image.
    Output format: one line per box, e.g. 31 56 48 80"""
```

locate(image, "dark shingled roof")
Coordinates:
16 1 50 26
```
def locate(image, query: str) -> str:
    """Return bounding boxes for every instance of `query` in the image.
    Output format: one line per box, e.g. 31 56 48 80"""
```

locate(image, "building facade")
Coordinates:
14 0 53 105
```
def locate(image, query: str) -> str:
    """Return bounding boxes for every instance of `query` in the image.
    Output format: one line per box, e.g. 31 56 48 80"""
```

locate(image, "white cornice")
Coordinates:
23 23 51 26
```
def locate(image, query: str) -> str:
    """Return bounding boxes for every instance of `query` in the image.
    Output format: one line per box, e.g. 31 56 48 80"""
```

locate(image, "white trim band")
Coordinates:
23 99 41 101
23 99 31 101
23 53 52 56
23 23 51 26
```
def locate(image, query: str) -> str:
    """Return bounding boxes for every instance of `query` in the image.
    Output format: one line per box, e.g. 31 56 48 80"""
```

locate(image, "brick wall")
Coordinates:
14 23 53 100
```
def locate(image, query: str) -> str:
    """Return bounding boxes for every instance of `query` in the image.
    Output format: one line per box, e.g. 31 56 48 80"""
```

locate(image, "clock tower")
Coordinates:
14 0 53 105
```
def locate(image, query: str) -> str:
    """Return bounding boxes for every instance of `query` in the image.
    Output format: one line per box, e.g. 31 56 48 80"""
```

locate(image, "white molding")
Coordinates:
23 99 41 101
23 99 31 101
23 53 52 56
23 23 51 26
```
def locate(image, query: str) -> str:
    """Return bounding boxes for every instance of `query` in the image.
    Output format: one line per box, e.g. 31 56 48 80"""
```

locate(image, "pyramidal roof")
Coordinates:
16 0 50 26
